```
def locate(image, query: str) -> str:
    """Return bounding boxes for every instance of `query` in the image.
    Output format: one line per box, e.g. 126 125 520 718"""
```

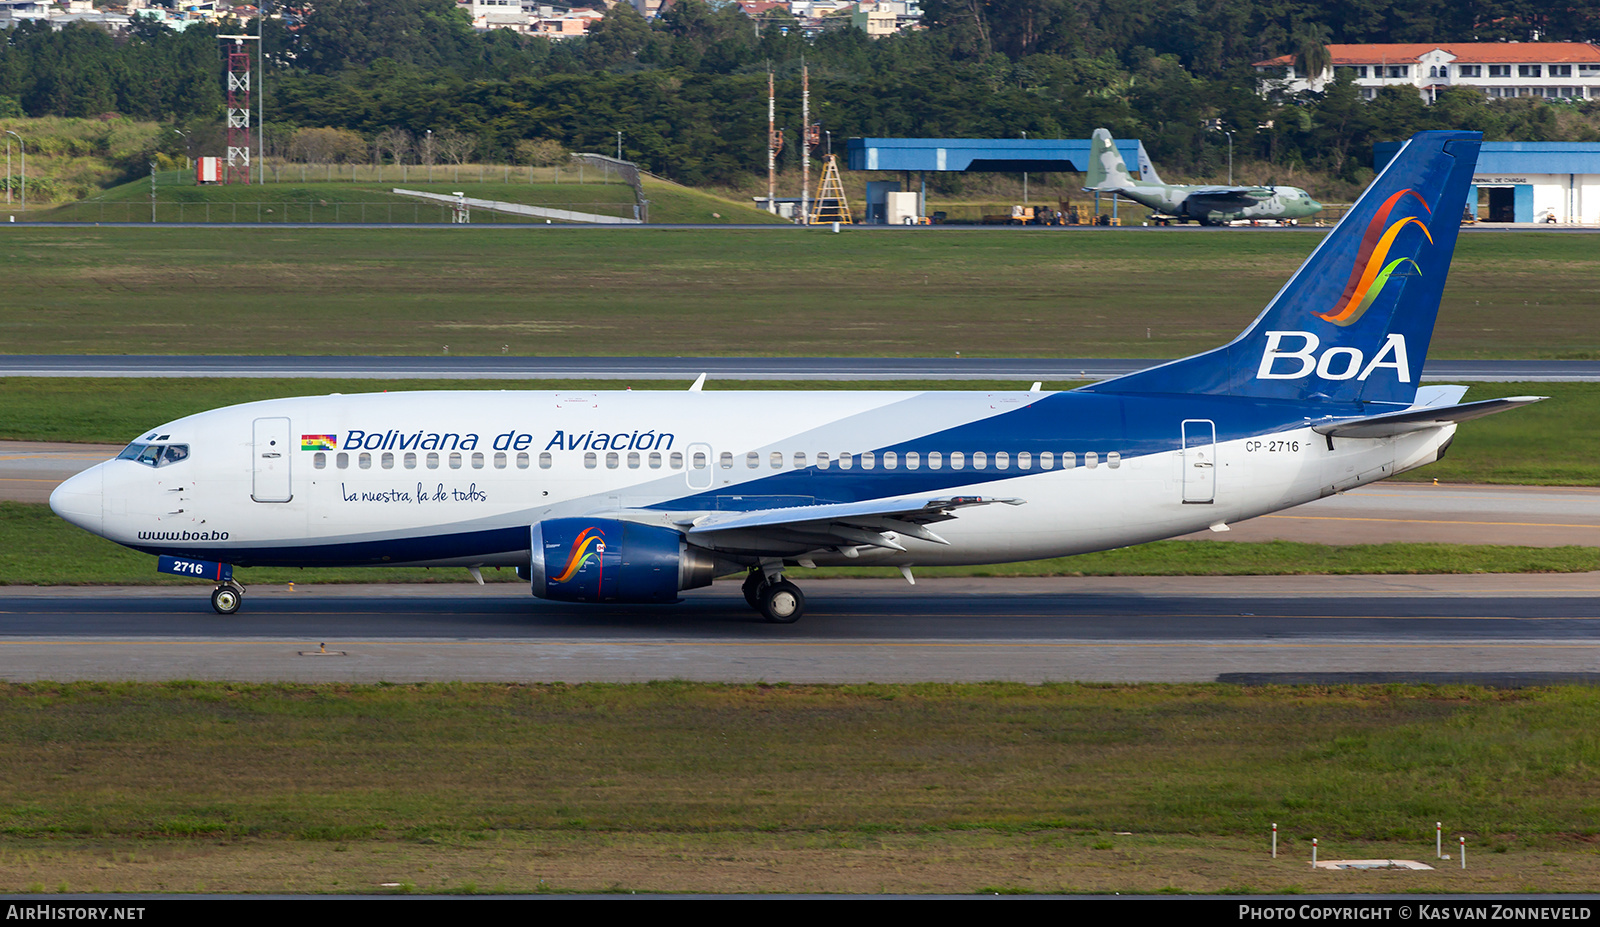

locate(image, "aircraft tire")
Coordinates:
211 586 241 615
760 580 805 624
741 571 766 610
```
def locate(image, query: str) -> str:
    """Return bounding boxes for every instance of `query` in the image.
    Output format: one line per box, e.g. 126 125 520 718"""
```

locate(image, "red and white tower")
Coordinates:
224 38 252 184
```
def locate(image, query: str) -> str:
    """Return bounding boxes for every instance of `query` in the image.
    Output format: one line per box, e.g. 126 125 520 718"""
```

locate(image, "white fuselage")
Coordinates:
49 388 1453 576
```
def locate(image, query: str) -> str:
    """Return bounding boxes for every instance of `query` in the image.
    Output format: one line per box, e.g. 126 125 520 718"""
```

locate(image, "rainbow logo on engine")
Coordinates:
553 526 606 584
1316 189 1433 327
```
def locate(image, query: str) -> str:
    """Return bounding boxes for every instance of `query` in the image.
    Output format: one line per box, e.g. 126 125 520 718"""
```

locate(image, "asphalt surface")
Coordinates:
3 575 1598 683
2 355 1594 381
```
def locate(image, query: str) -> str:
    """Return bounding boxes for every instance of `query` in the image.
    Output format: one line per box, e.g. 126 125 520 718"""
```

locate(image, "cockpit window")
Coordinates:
117 442 191 468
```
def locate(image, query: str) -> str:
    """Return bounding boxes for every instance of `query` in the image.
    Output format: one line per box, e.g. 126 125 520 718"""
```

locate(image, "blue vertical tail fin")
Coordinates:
1086 130 1481 407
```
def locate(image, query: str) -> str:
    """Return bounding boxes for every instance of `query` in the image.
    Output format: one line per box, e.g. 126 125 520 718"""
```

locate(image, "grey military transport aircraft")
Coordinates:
1085 128 1323 225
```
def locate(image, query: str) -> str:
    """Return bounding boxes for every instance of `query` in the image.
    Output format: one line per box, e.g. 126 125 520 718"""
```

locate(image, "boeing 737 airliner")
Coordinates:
51 131 1540 622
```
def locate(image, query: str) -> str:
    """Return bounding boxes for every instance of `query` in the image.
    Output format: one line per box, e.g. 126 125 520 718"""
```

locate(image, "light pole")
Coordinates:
4 130 22 214
616 131 622 161
1224 129 1234 185
1021 130 1028 207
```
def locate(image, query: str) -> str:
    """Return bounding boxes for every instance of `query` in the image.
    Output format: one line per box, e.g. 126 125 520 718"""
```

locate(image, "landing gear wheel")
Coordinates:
742 571 766 609
211 585 242 615
759 580 805 624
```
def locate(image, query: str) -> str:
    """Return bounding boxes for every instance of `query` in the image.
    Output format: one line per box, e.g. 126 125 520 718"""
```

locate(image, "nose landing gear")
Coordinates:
210 580 245 615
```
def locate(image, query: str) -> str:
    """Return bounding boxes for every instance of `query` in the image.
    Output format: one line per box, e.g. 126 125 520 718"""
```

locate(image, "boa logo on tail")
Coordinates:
1317 189 1433 327
553 526 606 584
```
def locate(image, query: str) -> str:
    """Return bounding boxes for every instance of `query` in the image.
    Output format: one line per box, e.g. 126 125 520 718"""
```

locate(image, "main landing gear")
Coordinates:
210 580 245 615
741 570 805 624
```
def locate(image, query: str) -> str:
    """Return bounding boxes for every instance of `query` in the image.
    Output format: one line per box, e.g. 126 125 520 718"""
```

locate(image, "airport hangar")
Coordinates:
845 136 1152 222
1376 139 1600 223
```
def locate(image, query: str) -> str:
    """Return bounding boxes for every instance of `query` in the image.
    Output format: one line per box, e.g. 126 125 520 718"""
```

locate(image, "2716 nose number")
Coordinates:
1245 440 1301 453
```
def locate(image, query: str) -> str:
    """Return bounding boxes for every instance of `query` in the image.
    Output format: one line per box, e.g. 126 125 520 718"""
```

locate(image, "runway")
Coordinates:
2 355 1595 381
3 575 1598 684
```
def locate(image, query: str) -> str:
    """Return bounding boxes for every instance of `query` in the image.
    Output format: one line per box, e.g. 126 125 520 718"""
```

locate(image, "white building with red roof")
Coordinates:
1255 43 1600 103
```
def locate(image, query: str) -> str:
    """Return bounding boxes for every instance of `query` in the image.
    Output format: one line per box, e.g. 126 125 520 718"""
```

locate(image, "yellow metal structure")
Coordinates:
809 155 852 225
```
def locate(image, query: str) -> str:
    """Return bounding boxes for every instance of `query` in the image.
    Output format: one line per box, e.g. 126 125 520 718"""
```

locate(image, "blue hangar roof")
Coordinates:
848 137 1151 174
1375 140 1600 174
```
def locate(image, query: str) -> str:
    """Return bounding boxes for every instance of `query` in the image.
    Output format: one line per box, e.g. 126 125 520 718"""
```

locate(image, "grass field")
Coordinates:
0 228 1596 358
35 174 786 226
1 681 1599 894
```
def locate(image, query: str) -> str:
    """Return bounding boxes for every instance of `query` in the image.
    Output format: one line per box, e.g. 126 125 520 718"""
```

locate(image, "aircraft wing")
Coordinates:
1312 397 1545 439
1185 185 1261 195
678 495 1025 553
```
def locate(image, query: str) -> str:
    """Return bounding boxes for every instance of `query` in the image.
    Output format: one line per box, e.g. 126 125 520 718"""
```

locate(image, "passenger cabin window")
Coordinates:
313 452 327 469
404 452 418 469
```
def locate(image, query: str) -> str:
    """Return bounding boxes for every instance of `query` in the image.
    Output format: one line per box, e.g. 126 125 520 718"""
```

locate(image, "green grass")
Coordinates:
0 378 1590 485
36 172 786 225
0 228 1595 357
0 680 1595 844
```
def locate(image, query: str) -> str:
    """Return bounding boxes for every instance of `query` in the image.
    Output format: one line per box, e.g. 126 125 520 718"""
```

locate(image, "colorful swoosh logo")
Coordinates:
1317 189 1432 327
553 527 605 583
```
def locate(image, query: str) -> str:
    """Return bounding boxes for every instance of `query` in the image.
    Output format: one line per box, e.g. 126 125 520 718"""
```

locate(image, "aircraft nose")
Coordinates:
49 464 104 536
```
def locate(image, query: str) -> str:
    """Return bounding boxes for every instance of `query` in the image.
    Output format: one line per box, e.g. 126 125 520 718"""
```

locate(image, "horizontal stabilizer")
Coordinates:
1313 396 1545 439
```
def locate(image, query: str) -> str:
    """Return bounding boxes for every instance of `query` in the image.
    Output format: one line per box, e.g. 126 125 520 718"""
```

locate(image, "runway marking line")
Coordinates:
1261 514 1600 529
11 608 1600 621
3 639 1598 650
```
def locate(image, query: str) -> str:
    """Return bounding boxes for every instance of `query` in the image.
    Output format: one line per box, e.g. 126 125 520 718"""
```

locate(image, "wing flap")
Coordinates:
684 495 1023 553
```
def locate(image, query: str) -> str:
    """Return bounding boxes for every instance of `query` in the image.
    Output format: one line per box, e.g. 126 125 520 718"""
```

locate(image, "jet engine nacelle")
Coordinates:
529 518 716 603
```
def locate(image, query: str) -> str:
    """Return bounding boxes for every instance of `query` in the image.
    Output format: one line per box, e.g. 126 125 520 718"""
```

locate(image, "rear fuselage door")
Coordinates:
252 416 293 503
1181 418 1215 504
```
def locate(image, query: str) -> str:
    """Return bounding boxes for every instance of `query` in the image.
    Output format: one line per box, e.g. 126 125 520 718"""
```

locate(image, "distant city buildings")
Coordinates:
466 0 922 39
1255 43 1600 102
0 0 919 39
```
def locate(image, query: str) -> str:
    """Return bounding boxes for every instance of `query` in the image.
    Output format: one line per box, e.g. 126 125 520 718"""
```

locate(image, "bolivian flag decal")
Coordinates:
300 434 338 451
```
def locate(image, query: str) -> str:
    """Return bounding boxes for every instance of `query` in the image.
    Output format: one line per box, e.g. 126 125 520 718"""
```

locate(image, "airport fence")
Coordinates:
38 199 640 224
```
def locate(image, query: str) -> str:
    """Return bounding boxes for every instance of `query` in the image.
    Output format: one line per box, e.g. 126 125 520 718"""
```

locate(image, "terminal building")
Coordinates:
1256 42 1600 102
1375 140 1600 223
